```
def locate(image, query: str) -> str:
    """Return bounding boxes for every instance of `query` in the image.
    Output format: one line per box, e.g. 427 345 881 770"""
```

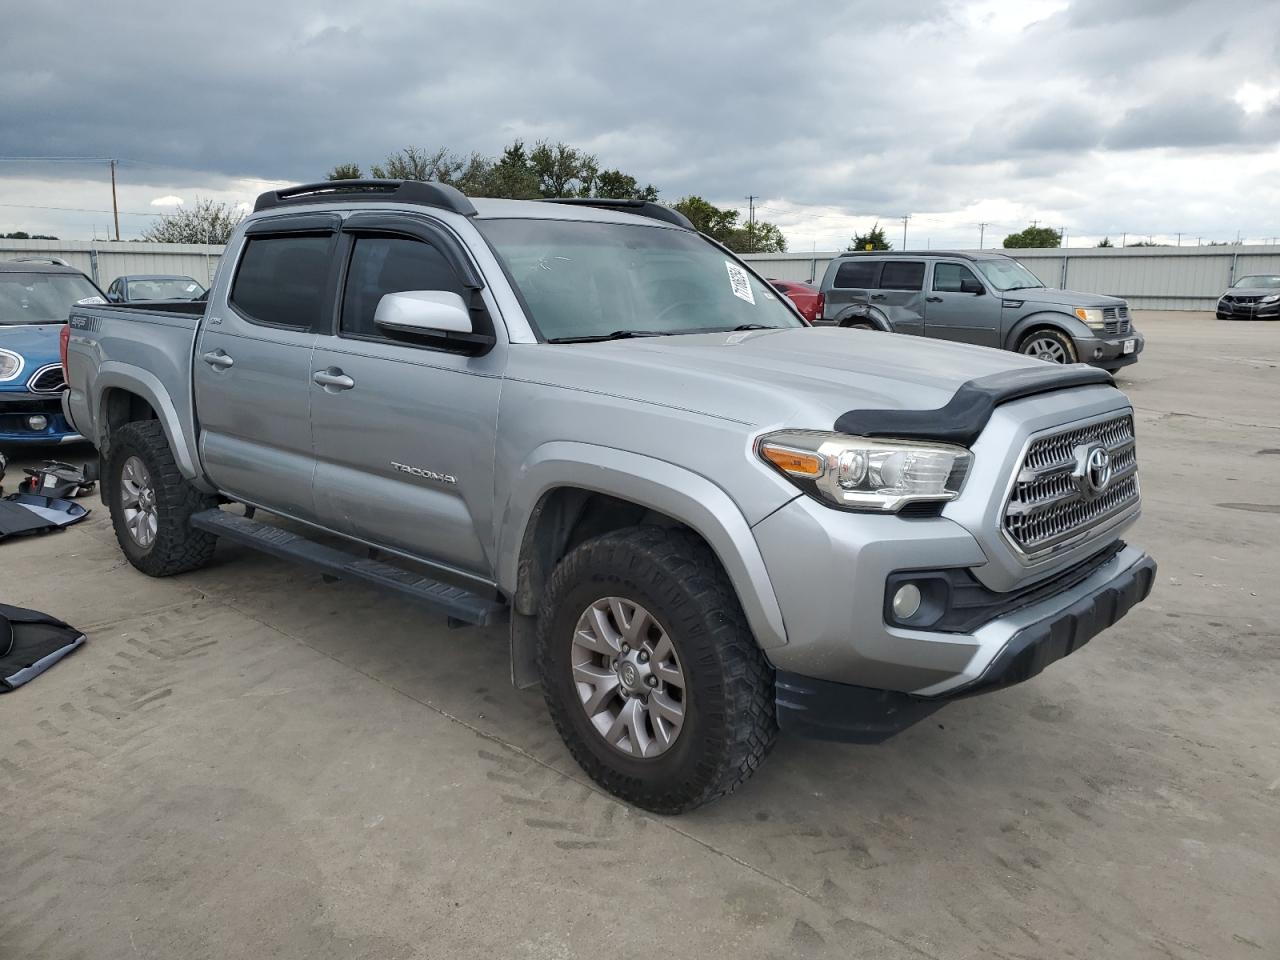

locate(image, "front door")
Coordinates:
193 215 340 521
923 260 1001 347
309 218 505 577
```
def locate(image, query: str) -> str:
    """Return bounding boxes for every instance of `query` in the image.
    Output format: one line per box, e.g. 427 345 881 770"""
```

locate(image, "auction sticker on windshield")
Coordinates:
725 262 755 304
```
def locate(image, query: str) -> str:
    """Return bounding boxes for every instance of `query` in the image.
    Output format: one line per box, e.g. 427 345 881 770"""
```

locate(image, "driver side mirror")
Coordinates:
375 290 472 336
959 278 985 295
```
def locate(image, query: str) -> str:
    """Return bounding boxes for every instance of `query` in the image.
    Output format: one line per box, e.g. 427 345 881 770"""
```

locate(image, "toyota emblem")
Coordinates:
1073 443 1113 498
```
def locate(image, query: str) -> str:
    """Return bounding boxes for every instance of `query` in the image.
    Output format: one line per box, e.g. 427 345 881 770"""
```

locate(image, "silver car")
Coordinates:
817 251 1144 370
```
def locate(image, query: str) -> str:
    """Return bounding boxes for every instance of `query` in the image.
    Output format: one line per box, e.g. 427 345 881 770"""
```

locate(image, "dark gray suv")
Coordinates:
816 251 1143 370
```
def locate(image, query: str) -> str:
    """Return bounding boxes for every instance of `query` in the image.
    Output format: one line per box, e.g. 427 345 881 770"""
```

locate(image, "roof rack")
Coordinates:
544 198 694 231
9 256 72 267
253 179 477 217
838 250 983 260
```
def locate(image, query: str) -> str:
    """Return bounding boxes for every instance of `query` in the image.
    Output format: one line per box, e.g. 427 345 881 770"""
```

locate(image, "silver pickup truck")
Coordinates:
63 180 1155 813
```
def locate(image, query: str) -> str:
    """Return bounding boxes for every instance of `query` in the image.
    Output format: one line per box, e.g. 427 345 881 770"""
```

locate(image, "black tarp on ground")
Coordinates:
0 603 86 692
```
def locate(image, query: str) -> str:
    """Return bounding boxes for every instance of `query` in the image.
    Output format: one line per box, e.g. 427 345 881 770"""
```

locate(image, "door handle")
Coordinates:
926 296 943 303
313 368 355 391
201 350 234 369
870 294 886 301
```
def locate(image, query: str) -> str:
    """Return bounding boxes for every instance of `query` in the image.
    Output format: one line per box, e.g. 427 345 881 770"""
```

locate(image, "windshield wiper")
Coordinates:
546 329 673 344
1002 284 1044 292
728 323 784 331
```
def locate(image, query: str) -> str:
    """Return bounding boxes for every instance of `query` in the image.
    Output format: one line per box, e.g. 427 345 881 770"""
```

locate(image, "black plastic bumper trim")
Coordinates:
775 552 1156 743
833 365 1115 445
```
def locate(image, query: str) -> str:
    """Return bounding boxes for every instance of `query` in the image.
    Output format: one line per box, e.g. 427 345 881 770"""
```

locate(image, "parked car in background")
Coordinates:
816 251 1144 370
1216 274 1280 320
0 257 102 444
106 275 205 303
64 179 1154 813
767 279 822 324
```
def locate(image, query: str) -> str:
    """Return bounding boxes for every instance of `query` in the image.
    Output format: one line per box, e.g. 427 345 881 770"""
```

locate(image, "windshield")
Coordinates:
477 218 804 341
128 277 204 300
1232 275 1280 289
0 272 101 324
974 258 1045 292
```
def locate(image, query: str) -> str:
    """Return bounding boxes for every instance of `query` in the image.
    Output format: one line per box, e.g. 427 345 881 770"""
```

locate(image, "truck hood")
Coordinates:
1008 287 1124 308
1222 287 1280 298
512 327 1045 429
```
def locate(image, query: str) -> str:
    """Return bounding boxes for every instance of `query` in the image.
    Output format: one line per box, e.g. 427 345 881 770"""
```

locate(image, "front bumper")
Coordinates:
0 391 82 444
1217 300 1280 320
1072 330 1144 369
775 550 1156 742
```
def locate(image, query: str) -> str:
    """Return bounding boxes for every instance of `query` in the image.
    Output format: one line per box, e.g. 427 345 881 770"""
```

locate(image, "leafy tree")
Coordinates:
1128 240 1163 247
141 199 244 244
670 196 786 253
1096 236 1114 248
847 223 891 251
528 141 598 198
1002 225 1062 248
2 230 58 239
480 141 541 199
594 169 659 201
326 162 363 180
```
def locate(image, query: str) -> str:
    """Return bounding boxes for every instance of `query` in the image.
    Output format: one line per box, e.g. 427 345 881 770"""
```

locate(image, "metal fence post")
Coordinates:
1060 251 1069 289
88 248 99 286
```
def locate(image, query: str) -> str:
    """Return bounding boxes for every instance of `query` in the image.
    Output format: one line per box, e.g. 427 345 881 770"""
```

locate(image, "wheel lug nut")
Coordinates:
638 651 649 663
621 643 630 654
646 675 658 687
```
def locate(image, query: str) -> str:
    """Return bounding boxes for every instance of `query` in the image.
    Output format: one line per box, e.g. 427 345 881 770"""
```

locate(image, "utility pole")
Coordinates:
745 195 757 254
1176 232 1182 247
900 214 910 250
1121 232 1127 247
1060 226 1067 248
978 222 988 249
109 159 120 241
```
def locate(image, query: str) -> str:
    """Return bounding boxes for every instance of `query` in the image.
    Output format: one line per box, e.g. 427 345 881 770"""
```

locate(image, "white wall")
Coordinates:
741 245 1280 311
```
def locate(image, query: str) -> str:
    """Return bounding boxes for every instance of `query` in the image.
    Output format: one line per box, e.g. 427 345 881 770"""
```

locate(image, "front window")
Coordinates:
477 218 804 341
974 258 1045 292
1233 275 1280 289
0 272 101 324
128 277 205 301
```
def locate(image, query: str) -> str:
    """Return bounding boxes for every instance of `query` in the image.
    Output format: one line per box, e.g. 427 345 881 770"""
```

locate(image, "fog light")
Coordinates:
892 583 922 620
1092 346 1103 359
26 414 48 431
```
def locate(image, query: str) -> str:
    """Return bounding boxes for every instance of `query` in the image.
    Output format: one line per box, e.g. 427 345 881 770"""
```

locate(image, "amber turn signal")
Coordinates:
760 444 823 478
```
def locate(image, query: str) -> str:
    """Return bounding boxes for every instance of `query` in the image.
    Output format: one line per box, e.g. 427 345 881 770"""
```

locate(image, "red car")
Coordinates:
768 279 822 324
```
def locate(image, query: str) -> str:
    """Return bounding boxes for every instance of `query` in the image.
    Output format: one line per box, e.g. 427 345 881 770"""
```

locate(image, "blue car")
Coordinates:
1 258 105 445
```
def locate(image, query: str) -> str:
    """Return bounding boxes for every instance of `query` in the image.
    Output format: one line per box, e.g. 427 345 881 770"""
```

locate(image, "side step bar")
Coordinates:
190 508 507 627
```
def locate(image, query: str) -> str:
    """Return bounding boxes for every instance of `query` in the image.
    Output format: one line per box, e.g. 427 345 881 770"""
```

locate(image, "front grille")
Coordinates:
1101 305 1132 335
1003 414 1140 560
1225 295 1260 304
26 363 66 394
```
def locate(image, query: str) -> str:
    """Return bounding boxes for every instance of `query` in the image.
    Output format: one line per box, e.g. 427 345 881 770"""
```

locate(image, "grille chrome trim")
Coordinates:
26 363 67 394
1001 411 1141 563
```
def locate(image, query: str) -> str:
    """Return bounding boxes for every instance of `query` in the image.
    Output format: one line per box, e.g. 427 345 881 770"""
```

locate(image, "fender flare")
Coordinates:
1004 311 1092 351
497 441 789 650
92 363 212 491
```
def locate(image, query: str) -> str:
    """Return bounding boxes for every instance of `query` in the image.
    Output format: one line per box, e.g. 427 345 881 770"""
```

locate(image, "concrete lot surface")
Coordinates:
1 312 1276 959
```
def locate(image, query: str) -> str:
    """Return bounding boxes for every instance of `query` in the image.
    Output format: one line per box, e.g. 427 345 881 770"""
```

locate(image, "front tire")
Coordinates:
537 526 777 814
106 420 218 577
1018 327 1078 363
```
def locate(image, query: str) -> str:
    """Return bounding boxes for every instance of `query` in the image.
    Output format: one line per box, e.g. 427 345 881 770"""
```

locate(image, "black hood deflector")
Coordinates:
834 364 1115 446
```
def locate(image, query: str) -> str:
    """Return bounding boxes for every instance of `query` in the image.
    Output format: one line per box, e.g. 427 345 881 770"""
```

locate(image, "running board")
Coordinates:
190 508 507 627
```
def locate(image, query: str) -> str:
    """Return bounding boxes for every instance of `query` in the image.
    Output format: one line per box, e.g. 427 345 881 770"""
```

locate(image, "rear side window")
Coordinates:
879 261 925 291
230 234 331 329
340 235 466 341
933 262 980 292
833 260 881 288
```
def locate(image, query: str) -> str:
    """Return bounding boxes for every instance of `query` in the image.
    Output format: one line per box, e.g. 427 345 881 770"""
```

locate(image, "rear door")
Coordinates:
309 214 504 576
873 260 926 335
923 260 1001 347
822 259 881 325
193 214 340 521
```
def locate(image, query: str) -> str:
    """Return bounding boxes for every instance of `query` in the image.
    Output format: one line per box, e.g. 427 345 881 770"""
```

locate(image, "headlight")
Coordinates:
757 430 972 512
0 348 24 382
1073 307 1105 330
1262 294 1279 304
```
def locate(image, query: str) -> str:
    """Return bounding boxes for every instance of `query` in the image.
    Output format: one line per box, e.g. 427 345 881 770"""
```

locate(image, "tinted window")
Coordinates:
230 234 331 329
933 262 980 292
340 236 465 340
833 260 881 288
879 261 925 291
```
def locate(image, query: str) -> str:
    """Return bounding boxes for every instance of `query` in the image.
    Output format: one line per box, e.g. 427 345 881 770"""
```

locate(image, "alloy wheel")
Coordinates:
119 455 159 548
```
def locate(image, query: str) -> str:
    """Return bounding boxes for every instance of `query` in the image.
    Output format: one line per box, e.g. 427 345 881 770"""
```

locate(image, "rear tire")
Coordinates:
106 420 218 577
537 526 777 814
1018 327 1078 363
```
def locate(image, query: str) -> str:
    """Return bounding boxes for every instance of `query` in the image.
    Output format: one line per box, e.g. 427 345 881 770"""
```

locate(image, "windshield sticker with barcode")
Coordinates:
725 262 755 304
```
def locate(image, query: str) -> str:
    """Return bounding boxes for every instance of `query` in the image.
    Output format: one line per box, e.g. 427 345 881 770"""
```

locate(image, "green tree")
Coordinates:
326 162 363 180
528 140 599 198
1096 236 1114 248
1003 225 1062 248
670 196 786 252
594 169 659 201
2 230 58 239
479 141 541 199
141 199 243 244
1128 240 1163 247
847 223 891 251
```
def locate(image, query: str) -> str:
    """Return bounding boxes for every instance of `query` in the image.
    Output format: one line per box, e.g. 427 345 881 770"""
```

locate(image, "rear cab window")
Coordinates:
229 234 333 330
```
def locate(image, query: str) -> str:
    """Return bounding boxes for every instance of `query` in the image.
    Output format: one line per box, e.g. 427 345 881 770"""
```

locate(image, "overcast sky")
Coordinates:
2 0 1278 249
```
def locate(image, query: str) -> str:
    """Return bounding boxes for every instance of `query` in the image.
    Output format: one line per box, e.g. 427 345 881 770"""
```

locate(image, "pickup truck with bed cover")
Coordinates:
63 180 1156 813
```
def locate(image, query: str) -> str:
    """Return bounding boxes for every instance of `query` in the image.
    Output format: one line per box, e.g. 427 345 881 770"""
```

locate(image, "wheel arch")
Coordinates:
833 304 891 331
1004 311 1090 351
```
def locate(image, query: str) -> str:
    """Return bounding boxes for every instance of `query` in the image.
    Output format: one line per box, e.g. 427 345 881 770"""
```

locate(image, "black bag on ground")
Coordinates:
0 603 86 692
